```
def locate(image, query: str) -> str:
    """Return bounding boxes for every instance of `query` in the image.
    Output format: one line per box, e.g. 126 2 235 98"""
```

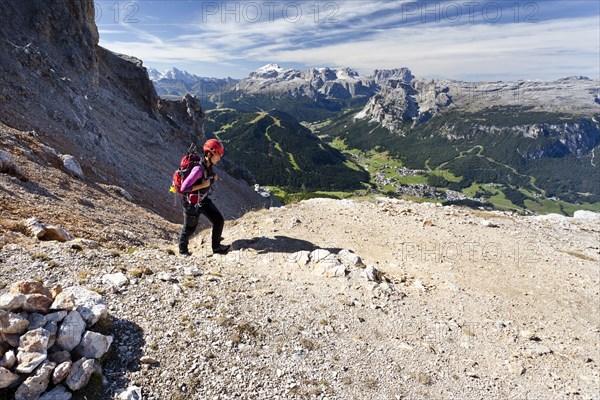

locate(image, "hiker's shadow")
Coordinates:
232 235 342 254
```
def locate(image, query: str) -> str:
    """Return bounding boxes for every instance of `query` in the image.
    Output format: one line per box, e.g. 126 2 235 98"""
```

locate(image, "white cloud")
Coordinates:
98 7 600 81
268 16 600 80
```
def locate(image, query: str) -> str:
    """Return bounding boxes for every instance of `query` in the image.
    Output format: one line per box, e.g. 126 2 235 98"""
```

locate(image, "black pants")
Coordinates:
179 197 224 253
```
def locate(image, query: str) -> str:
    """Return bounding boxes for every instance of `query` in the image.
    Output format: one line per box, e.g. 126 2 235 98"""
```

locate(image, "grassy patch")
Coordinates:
430 169 462 182
397 175 428 185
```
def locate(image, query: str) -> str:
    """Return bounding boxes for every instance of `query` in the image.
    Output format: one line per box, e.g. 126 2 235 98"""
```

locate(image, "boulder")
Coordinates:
60 287 107 327
60 155 84 178
118 386 142 400
10 281 52 297
287 251 310 268
52 361 72 385
65 358 95 391
364 265 382 282
0 309 30 334
0 349 16 369
323 264 347 278
0 293 26 311
22 294 54 313
1 332 21 347
15 360 56 400
15 351 47 374
0 366 20 389
44 320 58 348
51 293 76 311
102 272 129 289
75 331 113 359
315 254 345 277
45 310 68 323
337 249 363 267
19 327 51 352
48 350 71 364
310 249 331 263
56 311 85 351
39 384 73 400
26 313 48 330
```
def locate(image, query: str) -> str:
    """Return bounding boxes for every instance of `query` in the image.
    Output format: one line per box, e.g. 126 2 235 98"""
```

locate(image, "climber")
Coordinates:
178 138 230 256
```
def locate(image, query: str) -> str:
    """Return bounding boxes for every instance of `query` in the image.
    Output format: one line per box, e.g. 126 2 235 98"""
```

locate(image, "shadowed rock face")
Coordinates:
0 0 268 222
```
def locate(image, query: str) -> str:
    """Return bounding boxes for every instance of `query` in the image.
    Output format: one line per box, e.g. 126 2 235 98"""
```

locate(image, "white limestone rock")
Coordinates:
60 154 84 178
0 293 26 311
39 384 73 400
0 366 20 389
0 309 30 334
52 361 72 385
65 358 95 391
75 331 113 359
15 360 56 400
56 311 85 351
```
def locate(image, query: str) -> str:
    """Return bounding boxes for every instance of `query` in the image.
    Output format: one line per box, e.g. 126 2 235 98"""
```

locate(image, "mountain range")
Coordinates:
151 65 600 213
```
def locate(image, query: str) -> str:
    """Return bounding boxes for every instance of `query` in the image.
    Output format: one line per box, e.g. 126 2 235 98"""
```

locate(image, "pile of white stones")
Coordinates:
0 281 112 400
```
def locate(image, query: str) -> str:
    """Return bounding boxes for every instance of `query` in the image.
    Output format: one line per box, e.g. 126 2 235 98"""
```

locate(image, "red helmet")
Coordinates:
203 139 225 157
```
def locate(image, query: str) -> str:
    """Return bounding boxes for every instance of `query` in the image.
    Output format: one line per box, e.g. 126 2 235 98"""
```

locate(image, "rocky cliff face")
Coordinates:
0 0 268 225
358 74 600 130
231 64 378 101
354 72 600 159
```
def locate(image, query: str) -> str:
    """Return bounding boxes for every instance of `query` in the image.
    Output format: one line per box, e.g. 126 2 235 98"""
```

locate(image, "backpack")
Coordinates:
170 145 202 197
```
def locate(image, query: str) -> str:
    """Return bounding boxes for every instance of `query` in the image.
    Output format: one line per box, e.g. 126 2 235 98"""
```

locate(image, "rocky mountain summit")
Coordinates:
237 64 376 100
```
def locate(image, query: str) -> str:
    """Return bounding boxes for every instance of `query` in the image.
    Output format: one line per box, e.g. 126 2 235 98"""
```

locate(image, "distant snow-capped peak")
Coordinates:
250 63 289 79
256 63 285 74
146 67 162 81
161 67 199 84
336 67 359 81
146 67 202 84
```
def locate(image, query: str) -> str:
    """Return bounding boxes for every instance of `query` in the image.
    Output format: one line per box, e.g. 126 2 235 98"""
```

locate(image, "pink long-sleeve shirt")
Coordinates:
180 165 205 193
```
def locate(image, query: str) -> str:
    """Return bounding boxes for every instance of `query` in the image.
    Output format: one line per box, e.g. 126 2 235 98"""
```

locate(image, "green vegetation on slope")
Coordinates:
204 109 369 191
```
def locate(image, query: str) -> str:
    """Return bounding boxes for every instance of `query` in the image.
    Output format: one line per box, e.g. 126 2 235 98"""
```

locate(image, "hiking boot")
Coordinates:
212 244 230 255
180 251 192 257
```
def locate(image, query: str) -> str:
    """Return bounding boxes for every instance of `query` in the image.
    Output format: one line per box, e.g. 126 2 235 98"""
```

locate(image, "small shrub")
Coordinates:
129 269 143 278
364 378 378 389
31 253 50 261
299 337 316 351
215 316 234 327
87 287 105 295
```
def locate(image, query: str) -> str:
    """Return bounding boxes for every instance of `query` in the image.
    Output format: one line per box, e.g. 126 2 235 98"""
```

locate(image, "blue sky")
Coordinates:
96 0 600 81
